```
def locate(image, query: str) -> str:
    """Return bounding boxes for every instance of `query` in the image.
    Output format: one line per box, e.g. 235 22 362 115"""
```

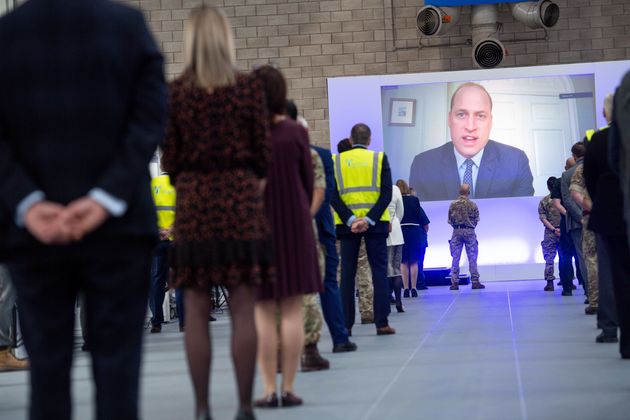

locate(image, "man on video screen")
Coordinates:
409 82 534 201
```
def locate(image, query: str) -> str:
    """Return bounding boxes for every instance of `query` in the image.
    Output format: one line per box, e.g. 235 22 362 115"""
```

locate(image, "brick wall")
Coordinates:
125 0 630 147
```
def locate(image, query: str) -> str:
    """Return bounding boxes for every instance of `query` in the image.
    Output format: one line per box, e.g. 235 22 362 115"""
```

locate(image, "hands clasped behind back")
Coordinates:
24 197 109 245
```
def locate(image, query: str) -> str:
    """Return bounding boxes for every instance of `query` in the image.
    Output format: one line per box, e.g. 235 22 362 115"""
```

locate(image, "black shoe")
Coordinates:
281 391 303 407
585 306 598 315
396 304 404 313
209 315 217 322
403 289 410 298
595 332 618 343
254 393 279 408
584 298 589 305
621 353 630 360
333 341 357 353
556 281 562 286
389 296 396 304
150 324 161 333
81 342 90 352
235 410 254 420
410 289 418 298
561 290 572 296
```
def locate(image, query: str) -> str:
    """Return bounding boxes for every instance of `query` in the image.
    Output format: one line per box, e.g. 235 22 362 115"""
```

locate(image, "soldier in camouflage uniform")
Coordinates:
538 177 562 291
448 184 484 290
336 241 373 323
570 164 599 315
301 149 329 371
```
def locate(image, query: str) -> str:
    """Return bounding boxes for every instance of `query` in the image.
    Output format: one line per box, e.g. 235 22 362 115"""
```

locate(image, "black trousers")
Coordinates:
595 234 618 336
339 231 390 329
600 234 630 357
8 239 153 420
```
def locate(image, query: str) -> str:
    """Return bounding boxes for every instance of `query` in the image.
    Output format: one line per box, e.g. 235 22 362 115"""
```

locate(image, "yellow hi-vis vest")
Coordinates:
151 175 176 235
585 125 610 141
332 147 390 225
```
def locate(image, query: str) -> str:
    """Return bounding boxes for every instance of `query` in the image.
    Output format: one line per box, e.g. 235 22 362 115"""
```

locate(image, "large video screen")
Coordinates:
327 61 629 279
381 74 596 202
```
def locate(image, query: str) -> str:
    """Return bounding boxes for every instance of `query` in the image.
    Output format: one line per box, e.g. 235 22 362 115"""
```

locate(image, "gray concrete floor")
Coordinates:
1 280 629 420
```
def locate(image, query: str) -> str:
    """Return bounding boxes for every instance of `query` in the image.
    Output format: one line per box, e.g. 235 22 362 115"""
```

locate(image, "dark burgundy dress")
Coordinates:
162 72 274 289
257 119 322 300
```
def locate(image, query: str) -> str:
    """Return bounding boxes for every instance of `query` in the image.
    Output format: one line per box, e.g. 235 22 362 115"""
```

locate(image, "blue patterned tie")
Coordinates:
463 159 474 197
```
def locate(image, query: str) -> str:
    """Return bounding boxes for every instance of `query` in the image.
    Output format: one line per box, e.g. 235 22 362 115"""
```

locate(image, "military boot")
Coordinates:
0 348 29 372
449 282 459 291
301 343 330 372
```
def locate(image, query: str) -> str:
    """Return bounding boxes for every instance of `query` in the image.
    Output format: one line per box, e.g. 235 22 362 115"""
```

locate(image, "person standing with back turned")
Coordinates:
332 123 395 336
0 0 167 418
448 184 484 290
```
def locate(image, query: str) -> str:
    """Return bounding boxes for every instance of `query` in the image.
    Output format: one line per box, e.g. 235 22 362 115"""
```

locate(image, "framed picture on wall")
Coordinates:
388 98 416 126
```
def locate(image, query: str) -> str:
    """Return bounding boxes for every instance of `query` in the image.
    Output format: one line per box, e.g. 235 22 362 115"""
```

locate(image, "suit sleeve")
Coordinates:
561 171 583 223
331 178 353 225
512 151 535 196
583 133 601 202
92 12 167 206
366 153 392 223
0 130 40 220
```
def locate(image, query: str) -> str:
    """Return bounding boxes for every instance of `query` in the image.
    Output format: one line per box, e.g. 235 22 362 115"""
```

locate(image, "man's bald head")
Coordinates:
565 157 575 171
459 184 471 196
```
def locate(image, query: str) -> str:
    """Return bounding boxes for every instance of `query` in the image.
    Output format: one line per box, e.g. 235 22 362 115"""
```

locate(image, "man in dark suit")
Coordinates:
409 82 534 201
312 145 357 353
586 89 630 357
332 123 395 335
0 1 166 419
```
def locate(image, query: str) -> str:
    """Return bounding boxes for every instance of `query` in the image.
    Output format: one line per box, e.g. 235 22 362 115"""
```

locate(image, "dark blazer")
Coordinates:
312 146 336 242
0 0 166 252
583 126 626 236
408 140 534 201
331 145 393 235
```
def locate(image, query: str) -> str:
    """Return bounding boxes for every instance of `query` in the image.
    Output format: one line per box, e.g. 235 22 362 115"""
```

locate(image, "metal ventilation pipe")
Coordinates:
416 5 462 37
511 0 560 29
471 4 505 68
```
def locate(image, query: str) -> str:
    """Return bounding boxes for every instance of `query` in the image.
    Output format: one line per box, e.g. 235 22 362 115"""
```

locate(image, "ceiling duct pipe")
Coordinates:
471 4 505 68
416 5 462 37
511 0 560 29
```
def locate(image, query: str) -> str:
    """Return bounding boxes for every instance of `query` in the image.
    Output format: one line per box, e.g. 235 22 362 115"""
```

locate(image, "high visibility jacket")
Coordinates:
151 175 176 237
585 125 610 141
332 147 390 225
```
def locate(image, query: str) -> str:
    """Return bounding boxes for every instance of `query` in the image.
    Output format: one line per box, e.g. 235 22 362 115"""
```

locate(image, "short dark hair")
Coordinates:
350 123 371 145
337 138 352 153
286 99 298 120
546 176 557 191
253 65 286 116
571 141 586 159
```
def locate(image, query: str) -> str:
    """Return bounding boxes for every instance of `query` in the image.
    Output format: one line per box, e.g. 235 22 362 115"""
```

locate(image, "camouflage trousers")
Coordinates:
541 228 559 281
582 215 599 307
303 293 323 345
449 228 479 283
0 265 16 347
303 225 325 345
337 240 373 322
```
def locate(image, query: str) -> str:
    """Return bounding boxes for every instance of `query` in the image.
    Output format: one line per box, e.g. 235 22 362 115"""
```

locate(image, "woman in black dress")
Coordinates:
397 180 430 297
253 65 321 408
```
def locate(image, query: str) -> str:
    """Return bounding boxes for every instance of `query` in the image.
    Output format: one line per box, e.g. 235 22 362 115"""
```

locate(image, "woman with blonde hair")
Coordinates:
162 6 272 420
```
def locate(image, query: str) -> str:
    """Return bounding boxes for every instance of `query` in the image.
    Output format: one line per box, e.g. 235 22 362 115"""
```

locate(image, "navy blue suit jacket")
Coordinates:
0 0 166 252
408 140 534 201
312 146 336 243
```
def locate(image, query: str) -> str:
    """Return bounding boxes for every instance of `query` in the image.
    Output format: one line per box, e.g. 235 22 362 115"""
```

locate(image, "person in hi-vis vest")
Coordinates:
149 173 176 333
331 123 396 335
